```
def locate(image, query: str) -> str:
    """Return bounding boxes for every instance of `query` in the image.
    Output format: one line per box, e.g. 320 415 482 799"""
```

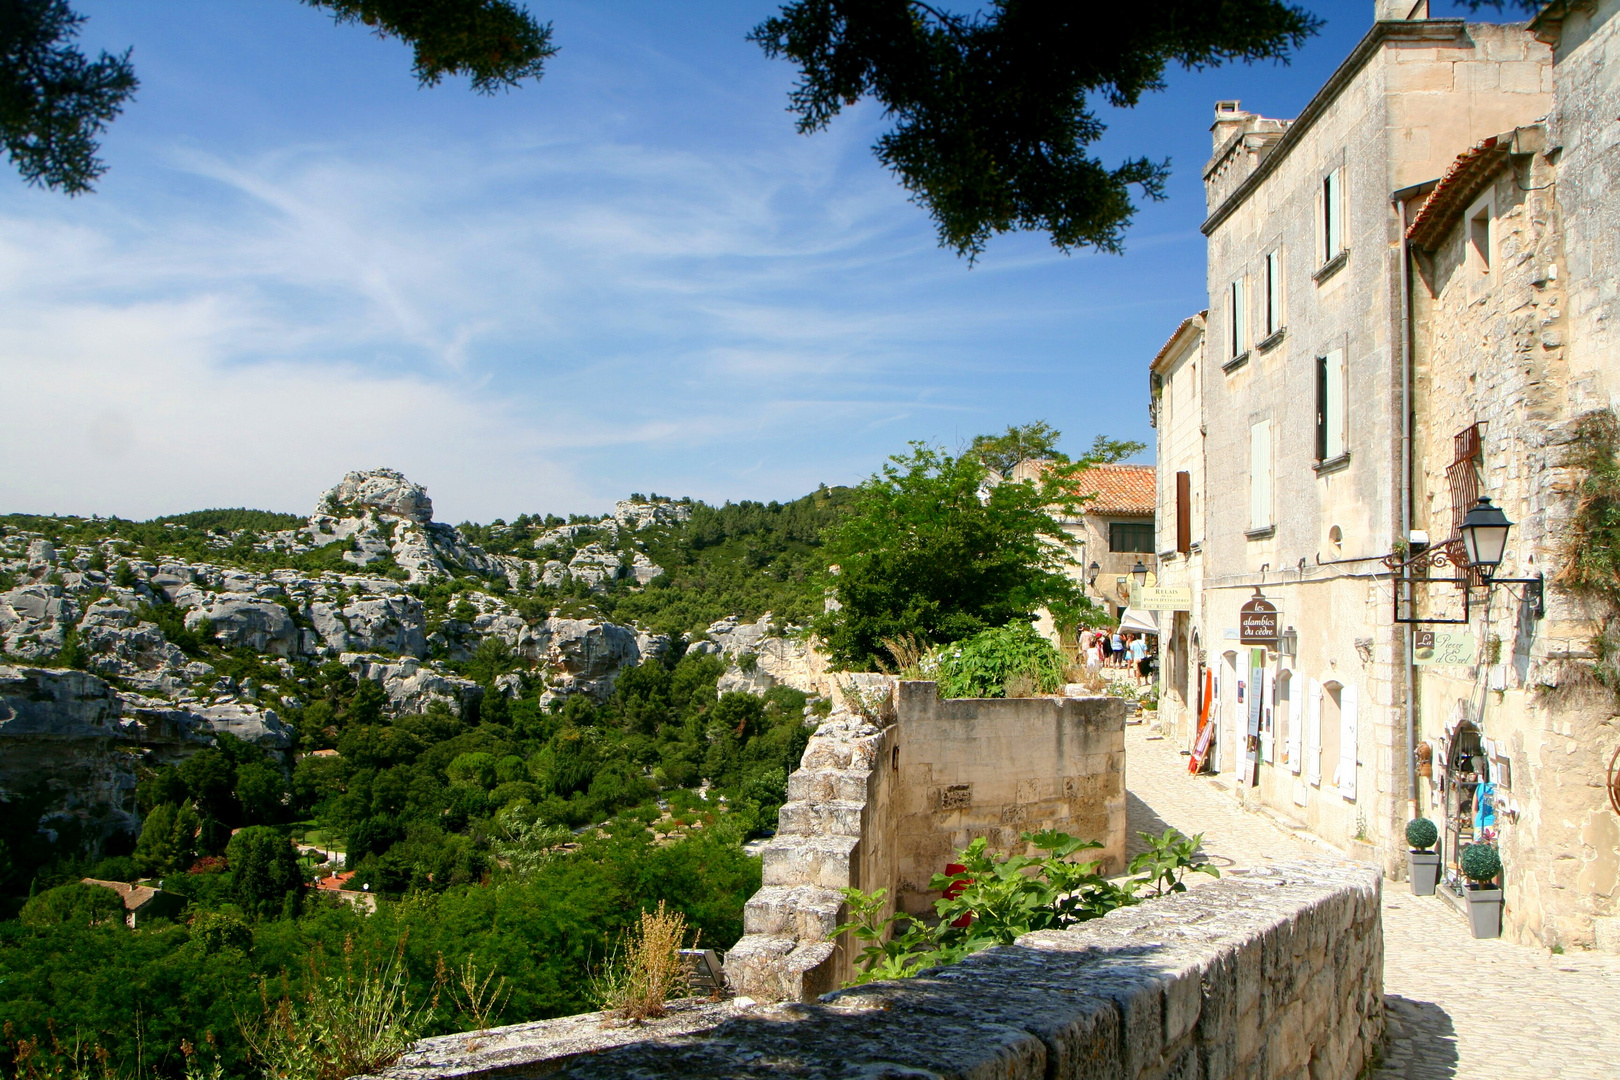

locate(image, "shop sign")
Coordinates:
1129 582 1193 611
1413 630 1475 666
1239 596 1279 644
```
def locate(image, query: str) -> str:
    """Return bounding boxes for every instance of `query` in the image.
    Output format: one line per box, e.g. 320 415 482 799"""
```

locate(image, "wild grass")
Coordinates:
588 902 694 1021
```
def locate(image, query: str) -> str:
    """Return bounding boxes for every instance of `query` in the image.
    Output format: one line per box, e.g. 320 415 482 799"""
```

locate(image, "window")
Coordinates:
1229 277 1248 357
1250 419 1272 530
1175 471 1192 554
1469 202 1492 273
1108 522 1155 553
1322 168 1344 261
1315 349 1346 461
1265 249 1284 336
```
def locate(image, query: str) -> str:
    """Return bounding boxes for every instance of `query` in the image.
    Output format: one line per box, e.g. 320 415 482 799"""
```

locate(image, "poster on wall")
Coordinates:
1414 630 1476 666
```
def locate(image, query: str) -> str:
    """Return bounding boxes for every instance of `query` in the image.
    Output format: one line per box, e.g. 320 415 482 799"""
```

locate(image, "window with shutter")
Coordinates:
1250 420 1272 529
1230 278 1247 357
1283 671 1302 775
1337 682 1358 801
1175 471 1191 553
1306 679 1322 786
1315 356 1328 461
1324 349 1345 459
1323 168 1343 258
1265 249 1283 336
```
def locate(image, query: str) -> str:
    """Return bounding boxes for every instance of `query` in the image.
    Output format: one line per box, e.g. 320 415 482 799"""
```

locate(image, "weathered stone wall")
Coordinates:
725 682 1126 1002
890 681 1127 914
364 862 1384 1080
1195 15 1552 873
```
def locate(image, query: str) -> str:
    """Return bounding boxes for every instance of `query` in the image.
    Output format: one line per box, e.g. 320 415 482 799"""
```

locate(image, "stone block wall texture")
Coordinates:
370 862 1384 1080
890 681 1128 915
725 682 1127 1002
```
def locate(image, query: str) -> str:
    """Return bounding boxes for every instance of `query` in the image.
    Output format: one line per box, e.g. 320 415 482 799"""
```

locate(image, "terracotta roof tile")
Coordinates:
1065 465 1156 516
1405 134 1512 249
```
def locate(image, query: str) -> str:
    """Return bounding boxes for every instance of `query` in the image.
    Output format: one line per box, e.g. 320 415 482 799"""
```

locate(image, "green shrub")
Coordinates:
1405 817 1438 851
1460 842 1501 884
20 882 127 928
934 623 1066 699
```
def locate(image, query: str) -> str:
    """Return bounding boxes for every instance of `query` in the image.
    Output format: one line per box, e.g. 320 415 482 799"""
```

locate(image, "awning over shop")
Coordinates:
1118 608 1161 635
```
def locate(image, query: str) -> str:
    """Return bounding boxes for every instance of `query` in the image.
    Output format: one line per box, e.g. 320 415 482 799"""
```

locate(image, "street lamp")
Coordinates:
1087 561 1100 586
1458 496 1512 577
1131 561 1149 591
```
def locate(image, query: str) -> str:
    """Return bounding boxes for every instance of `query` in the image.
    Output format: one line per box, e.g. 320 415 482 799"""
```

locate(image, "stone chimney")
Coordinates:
1376 0 1429 19
1211 100 1250 153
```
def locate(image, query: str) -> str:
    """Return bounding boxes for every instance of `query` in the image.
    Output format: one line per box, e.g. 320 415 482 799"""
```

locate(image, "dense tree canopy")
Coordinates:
2 0 1321 256
751 0 1321 256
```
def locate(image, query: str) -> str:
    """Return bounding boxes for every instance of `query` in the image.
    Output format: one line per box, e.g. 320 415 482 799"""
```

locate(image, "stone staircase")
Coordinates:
723 712 889 1002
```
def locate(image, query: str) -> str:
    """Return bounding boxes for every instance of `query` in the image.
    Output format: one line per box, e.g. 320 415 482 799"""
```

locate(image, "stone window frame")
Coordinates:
1465 191 1496 281
1228 273 1250 363
1261 245 1287 345
1318 164 1348 270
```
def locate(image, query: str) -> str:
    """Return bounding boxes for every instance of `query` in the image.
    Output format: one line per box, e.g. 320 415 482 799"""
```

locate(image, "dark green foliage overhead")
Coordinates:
750 0 1321 257
0 0 137 194
1 0 551 194
304 0 555 93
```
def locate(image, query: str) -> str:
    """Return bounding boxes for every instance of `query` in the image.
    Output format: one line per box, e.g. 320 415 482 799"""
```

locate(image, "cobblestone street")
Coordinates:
1124 724 1620 1079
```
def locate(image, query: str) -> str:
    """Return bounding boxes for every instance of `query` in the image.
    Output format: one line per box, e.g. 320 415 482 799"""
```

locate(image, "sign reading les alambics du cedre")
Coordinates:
1239 595 1279 644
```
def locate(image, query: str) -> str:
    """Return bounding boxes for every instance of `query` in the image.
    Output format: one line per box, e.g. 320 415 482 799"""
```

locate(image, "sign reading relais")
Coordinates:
1239 595 1279 644
1129 582 1193 611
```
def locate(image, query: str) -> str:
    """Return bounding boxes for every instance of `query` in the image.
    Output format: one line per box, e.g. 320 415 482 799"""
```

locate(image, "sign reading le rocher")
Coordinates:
1239 595 1279 644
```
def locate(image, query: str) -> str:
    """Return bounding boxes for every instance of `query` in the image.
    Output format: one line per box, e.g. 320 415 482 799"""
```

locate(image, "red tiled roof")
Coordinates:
1066 465 1156 516
1405 134 1512 249
315 871 356 892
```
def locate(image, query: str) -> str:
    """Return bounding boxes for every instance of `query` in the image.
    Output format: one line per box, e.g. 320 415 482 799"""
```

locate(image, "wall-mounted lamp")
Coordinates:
1131 560 1149 590
1280 625 1298 658
1384 493 1543 623
1087 561 1100 586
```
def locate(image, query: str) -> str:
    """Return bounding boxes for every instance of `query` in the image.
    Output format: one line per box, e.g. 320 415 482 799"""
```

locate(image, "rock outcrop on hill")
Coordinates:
0 469 823 857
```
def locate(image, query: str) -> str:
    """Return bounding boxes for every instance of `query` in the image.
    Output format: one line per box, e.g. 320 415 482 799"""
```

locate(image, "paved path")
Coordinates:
1124 723 1620 1080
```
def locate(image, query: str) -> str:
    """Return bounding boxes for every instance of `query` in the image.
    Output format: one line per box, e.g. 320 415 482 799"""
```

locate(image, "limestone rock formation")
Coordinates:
319 468 434 524
0 582 80 657
185 595 299 656
345 654 482 717
532 618 640 702
612 499 693 531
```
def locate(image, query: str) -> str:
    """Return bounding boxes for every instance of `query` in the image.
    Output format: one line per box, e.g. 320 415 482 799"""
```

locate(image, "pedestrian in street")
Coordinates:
1110 630 1124 667
1130 635 1149 685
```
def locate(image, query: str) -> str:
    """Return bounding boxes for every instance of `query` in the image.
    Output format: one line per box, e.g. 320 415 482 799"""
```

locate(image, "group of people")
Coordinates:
1079 627 1157 686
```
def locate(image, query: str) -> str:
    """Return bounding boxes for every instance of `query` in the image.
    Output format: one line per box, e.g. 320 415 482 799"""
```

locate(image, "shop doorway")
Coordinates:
1219 650 1239 773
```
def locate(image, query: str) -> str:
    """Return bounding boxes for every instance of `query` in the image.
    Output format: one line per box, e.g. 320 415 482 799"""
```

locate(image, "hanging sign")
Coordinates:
1239 595 1279 644
1414 630 1475 666
1130 583 1194 611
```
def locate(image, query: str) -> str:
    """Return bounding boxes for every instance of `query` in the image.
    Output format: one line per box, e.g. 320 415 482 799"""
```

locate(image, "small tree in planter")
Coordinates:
1405 817 1440 896
1460 842 1504 939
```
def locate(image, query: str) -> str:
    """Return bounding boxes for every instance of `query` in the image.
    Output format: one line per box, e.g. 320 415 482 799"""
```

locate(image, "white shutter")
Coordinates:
1285 672 1302 774
1265 249 1283 335
1338 682 1359 801
1306 679 1322 786
1259 666 1276 764
1230 278 1247 356
1250 420 1272 529
1324 349 1345 459
1324 169 1343 256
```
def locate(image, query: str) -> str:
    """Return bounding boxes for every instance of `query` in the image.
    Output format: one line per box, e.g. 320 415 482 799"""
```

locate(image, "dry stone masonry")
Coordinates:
366 862 1384 1080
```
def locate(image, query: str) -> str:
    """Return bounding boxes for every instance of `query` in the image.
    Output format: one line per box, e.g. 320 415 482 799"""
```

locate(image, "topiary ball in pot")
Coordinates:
1460 842 1501 886
1405 817 1438 852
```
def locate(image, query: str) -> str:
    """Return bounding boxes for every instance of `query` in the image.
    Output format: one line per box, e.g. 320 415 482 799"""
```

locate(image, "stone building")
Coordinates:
1386 0 1620 949
1149 313 1208 745
1188 4 1552 872
1166 0 1620 948
1016 463 1157 622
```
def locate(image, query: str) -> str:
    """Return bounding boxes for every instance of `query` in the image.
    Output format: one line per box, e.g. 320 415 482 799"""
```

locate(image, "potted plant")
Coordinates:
1406 817 1440 896
1460 842 1503 938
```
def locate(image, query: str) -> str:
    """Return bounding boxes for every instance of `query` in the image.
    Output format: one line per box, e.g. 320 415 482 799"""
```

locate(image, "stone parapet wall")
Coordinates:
370 862 1384 1080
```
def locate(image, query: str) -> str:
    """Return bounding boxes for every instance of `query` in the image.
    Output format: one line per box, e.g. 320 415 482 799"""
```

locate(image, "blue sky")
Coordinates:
0 1 1511 523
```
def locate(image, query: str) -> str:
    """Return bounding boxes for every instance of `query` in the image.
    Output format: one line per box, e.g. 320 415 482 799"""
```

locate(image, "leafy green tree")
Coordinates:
19 882 126 928
1 0 553 194
935 622 1067 699
751 1 1320 257
133 802 200 875
969 420 1064 476
225 826 302 919
234 761 288 825
815 440 1087 668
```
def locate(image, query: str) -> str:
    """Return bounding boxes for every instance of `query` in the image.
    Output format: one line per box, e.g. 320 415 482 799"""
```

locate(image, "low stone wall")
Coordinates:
367 862 1384 1080
726 681 1127 1002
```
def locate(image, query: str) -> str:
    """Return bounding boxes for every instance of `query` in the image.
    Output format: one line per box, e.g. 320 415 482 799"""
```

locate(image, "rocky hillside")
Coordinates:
0 469 843 871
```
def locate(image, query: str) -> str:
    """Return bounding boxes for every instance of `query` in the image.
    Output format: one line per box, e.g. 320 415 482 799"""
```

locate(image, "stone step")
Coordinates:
722 934 839 1003
760 834 861 889
776 798 866 838
743 883 845 941
786 767 872 803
